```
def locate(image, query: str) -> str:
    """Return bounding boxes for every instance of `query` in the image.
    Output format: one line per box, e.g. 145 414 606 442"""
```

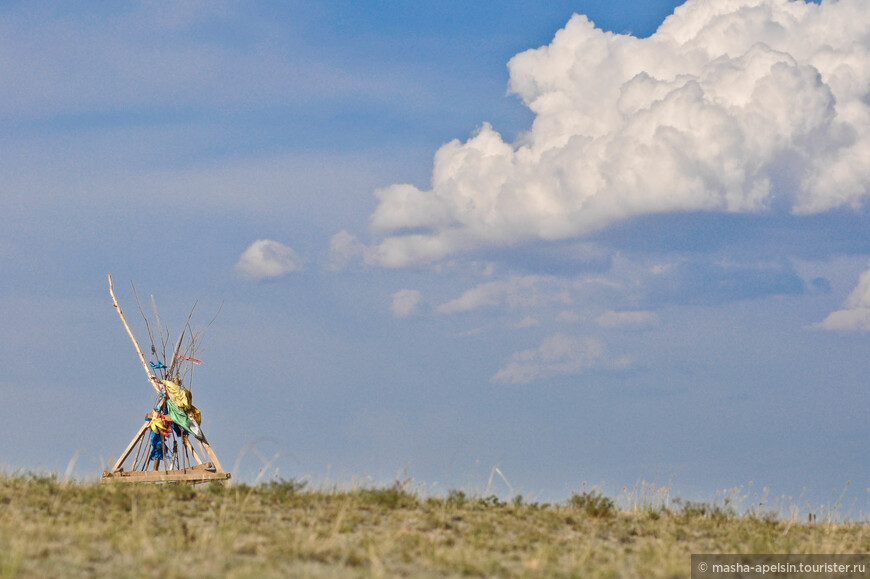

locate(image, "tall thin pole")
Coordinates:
108 273 160 394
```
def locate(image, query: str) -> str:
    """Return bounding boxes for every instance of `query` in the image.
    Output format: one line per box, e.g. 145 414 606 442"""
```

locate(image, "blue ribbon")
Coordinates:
149 431 164 460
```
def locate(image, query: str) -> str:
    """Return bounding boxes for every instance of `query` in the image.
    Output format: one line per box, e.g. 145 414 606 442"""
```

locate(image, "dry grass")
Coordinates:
1 473 868 578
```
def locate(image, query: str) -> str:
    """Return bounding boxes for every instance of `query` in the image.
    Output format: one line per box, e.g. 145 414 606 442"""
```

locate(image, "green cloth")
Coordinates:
166 399 191 433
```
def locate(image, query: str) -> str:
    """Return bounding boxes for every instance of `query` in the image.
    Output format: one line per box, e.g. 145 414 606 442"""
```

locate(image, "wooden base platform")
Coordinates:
102 419 231 485
102 462 231 484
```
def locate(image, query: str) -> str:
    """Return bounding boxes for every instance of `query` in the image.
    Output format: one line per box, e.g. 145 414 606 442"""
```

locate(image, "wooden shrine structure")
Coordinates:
101 274 231 485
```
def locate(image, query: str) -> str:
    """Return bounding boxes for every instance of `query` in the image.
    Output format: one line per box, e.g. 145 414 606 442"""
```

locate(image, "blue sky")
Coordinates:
2 0 870 511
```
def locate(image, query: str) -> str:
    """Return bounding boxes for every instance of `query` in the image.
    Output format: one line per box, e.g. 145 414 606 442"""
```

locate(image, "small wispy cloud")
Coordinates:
815 264 870 331
327 230 366 272
492 333 629 384
391 289 423 318
235 239 303 281
514 316 540 329
595 310 659 329
436 275 573 315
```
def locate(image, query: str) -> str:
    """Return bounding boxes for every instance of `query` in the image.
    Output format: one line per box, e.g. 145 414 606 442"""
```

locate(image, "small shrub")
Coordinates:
356 487 417 509
167 482 197 501
674 498 735 521
204 480 230 495
28 473 60 493
476 494 506 508
446 489 468 507
569 490 617 518
262 477 307 501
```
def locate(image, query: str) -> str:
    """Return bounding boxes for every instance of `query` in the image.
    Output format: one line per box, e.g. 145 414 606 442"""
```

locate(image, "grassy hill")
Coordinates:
1 473 868 578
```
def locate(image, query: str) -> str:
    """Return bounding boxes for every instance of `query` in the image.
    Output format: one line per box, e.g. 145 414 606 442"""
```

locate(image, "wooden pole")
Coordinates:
197 438 226 474
107 421 151 473
108 273 160 394
182 435 204 465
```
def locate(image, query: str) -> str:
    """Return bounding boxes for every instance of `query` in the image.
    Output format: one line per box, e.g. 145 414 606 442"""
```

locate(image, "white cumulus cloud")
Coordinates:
235 239 303 280
367 0 870 267
815 264 870 331
492 333 628 384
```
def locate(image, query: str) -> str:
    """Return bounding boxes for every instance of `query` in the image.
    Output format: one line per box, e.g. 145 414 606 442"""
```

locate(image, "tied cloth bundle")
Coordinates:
162 379 204 440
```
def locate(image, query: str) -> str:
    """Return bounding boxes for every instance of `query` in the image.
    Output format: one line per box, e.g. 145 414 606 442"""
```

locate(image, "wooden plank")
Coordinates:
181 462 215 473
101 462 231 483
102 470 231 483
104 463 215 478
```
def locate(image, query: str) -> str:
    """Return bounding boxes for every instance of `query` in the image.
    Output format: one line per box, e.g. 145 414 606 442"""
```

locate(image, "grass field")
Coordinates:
1 473 868 578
